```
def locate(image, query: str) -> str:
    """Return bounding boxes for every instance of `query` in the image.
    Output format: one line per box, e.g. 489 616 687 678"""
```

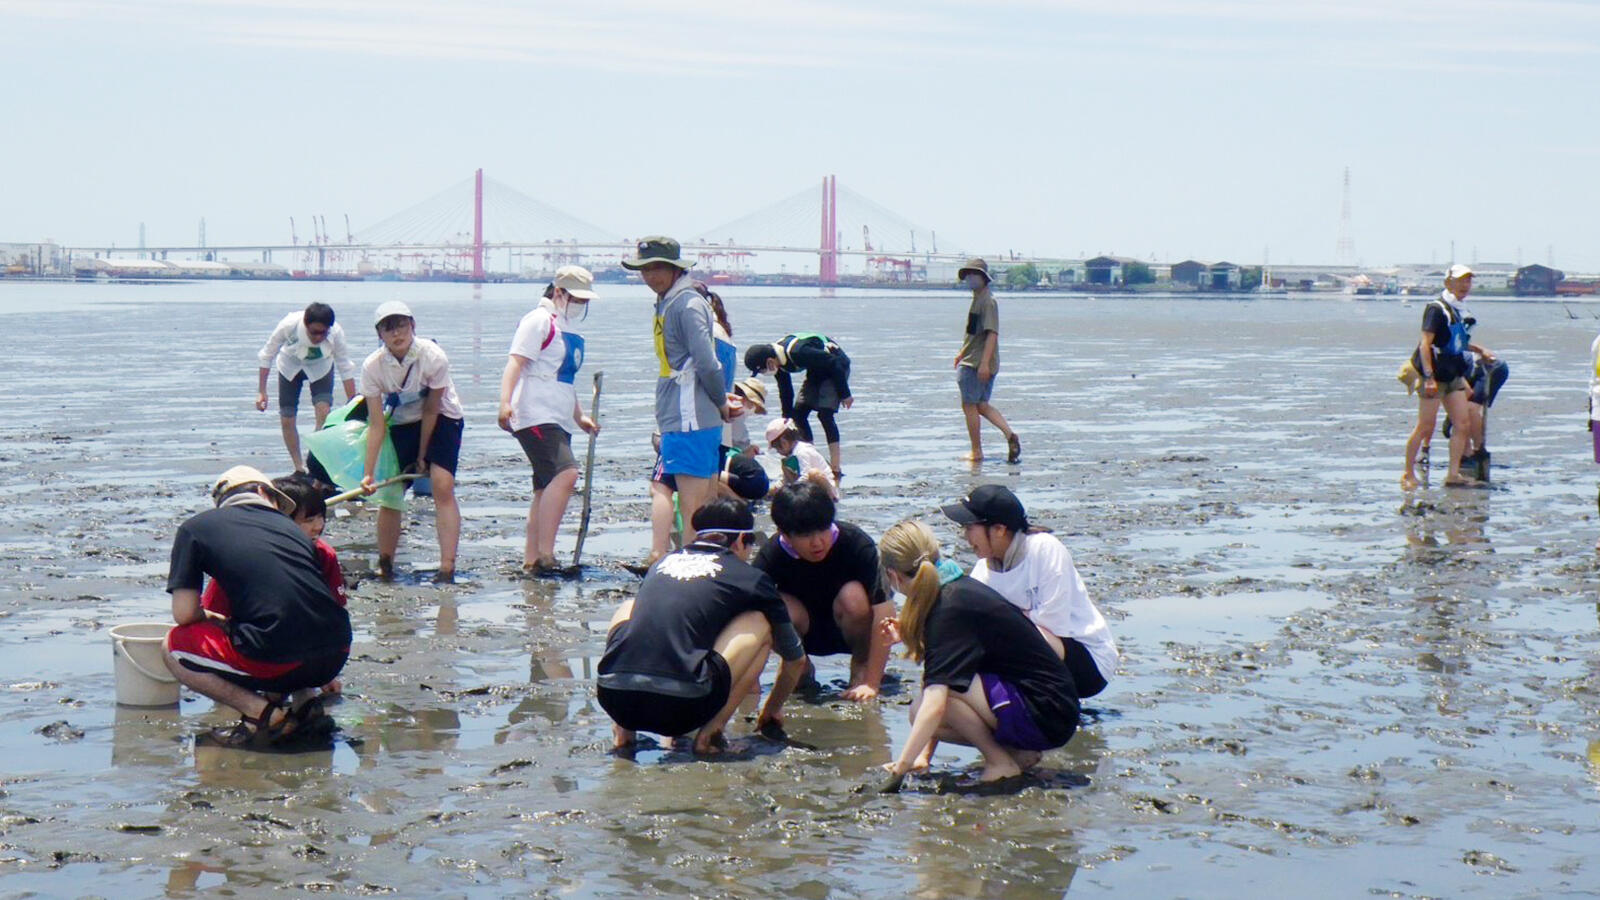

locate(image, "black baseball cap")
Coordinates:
940 484 1029 532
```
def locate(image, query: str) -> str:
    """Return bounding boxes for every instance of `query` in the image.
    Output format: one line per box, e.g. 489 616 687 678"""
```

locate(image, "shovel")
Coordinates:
570 371 604 569
325 473 421 506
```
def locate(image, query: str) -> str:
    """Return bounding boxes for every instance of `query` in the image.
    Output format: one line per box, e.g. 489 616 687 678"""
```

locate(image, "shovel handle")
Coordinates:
325 473 421 506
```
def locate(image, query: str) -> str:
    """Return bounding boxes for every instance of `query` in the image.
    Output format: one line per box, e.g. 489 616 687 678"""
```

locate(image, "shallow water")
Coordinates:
2 282 1599 897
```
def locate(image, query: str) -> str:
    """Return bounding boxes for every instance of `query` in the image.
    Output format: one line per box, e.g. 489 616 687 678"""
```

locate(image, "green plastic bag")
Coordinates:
304 397 407 510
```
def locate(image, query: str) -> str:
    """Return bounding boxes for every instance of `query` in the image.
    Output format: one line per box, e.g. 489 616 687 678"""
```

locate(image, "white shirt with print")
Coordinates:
971 531 1118 683
258 311 357 382
508 300 584 434
360 337 463 425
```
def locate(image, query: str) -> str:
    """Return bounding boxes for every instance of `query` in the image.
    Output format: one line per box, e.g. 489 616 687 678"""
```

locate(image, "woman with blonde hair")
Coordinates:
877 520 1079 787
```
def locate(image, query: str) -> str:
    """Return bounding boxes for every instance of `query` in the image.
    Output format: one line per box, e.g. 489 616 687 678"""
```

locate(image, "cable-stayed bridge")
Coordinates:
64 171 1024 284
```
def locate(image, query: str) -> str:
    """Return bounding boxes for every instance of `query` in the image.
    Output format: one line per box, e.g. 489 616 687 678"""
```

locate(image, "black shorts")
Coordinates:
1064 638 1107 698
514 424 578 490
798 595 889 658
278 369 335 418
722 451 769 501
597 652 733 737
797 375 843 412
390 415 464 476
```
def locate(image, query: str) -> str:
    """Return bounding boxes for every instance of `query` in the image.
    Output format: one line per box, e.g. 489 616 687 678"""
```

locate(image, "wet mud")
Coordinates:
2 282 1600 897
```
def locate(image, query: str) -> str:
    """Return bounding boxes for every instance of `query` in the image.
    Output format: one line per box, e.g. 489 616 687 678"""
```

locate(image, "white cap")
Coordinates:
374 300 413 325
553 265 598 300
1446 264 1474 280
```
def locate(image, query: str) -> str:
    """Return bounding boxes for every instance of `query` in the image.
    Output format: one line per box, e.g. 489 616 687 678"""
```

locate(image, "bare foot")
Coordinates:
1443 474 1483 488
1009 749 1042 771
1400 473 1419 491
979 760 1024 782
612 725 636 751
962 451 984 463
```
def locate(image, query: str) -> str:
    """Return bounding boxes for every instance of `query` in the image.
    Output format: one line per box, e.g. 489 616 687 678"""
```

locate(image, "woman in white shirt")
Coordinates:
942 484 1118 697
497 267 600 574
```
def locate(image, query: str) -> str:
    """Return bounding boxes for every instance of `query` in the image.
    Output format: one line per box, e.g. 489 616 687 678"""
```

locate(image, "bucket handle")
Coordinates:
115 637 178 684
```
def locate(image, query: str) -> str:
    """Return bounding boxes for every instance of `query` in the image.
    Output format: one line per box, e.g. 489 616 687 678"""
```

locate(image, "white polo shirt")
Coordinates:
360 337 463 425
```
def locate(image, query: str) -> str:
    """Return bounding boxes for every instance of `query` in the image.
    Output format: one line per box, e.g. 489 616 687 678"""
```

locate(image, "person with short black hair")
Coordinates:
598 499 809 754
256 302 358 473
744 333 853 480
753 479 892 701
163 466 352 747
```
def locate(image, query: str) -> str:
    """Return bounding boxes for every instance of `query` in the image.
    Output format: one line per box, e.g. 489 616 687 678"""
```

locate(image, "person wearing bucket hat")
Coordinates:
941 485 1118 698
744 332 854 481
360 301 465 582
632 235 729 547
499 265 601 573
254 302 359 474
955 258 1020 465
162 465 352 748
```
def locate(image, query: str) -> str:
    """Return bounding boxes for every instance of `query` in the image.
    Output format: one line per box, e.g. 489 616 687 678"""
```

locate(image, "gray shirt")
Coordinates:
653 274 725 432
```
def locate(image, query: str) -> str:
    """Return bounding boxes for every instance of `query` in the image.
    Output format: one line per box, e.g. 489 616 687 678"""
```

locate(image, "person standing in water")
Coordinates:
1401 265 1492 489
359 301 465 582
955 258 1020 464
498 266 601 574
624 237 729 547
256 303 358 473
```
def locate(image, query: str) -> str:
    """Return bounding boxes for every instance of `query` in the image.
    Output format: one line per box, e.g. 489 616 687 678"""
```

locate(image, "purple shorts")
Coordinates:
980 673 1054 751
1592 427 1600 465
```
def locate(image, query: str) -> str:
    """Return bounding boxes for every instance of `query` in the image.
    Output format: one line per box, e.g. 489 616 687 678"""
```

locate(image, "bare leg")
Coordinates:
523 491 543 568
1442 391 1474 482
827 442 842 478
905 689 937 770
377 506 402 579
833 581 889 699
693 611 773 754
936 680 1021 781
1402 395 1441 490
977 401 1014 441
962 402 984 460
280 416 305 472
312 400 332 431
164 651 271 721
675 474 712 546
533 467 580 564
648 480 676 564
431 465 459 576
604 599 638 749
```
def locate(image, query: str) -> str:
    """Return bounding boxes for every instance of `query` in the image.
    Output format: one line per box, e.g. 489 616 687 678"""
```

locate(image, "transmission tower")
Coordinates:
1335 167 1354 266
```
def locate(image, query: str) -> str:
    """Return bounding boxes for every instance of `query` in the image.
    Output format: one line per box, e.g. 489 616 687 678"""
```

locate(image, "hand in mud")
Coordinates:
841 683 879 702
877 762 907 794
755 713 784 739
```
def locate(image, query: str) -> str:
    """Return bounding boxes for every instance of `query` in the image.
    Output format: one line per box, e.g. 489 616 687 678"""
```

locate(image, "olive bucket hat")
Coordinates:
957 258 993 283
621 236 695 271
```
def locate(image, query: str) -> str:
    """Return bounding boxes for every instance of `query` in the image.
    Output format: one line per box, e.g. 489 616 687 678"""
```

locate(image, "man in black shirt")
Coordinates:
753 479 893 702
162 465 352 747
598 499 808 754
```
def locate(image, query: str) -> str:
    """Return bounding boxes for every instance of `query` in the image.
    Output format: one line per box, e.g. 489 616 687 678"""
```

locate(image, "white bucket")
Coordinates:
110 622 179 708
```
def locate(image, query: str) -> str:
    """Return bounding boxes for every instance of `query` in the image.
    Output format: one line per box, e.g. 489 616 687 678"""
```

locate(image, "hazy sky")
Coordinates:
3 0 1597 270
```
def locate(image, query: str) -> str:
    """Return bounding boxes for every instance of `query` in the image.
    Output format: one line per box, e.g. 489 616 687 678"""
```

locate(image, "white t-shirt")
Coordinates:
971 531 1118 683
777 440 838 499
258 311 357 382
508 300 585 434
1589 333 1600 422
360 337 463 425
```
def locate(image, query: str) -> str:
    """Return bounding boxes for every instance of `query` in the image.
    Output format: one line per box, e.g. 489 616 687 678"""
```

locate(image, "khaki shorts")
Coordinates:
1397 361 1469 396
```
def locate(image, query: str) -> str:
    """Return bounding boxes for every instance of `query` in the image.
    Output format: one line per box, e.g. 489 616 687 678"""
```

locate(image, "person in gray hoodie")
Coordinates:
623 236 732 546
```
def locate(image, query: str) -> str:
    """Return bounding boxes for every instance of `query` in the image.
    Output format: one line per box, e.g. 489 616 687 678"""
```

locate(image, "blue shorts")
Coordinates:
957 366 995 405
660 426 722 478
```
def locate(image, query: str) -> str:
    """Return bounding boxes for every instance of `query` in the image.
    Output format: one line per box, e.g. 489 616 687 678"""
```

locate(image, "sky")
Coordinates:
2 0 1598 271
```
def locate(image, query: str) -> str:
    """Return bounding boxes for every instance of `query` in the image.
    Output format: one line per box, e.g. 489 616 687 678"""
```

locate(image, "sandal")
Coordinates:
205 697 290 749
1006 433 1022 464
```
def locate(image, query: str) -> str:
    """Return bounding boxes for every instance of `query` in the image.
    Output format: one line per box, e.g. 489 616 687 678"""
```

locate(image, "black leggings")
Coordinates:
793 406 840 446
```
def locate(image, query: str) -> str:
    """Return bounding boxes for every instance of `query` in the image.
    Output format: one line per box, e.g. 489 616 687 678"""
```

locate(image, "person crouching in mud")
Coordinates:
941 484 1118 699
597 499 809 754
753 478 892 701
162 466 351 748
877 520 1079 783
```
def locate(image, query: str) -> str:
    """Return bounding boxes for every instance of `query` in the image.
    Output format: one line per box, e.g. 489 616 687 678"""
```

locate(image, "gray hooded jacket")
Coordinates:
653 273 725 433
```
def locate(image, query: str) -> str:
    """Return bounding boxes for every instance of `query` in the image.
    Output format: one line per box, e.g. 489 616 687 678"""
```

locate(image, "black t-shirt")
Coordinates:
921 576 1080 746
167 503 352 662
1411 298 1470 381
753 521 889 618
599 543 802 697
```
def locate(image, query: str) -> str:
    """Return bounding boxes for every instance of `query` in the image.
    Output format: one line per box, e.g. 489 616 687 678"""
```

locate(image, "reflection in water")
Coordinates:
111 705 184 769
